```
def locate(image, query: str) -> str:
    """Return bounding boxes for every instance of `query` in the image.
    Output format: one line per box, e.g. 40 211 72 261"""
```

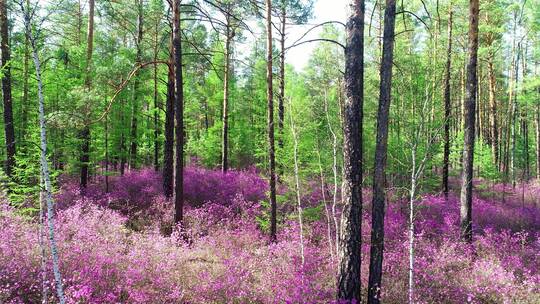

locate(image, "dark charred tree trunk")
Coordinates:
337 0 364 301
80 0 95 189
367 1 396 303
459 0 479 243
173 0 184 225
266 0 277 242
442 7 453 198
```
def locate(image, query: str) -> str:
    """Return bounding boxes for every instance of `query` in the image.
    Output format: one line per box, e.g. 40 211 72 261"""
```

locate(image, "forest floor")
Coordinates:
1 166 539 303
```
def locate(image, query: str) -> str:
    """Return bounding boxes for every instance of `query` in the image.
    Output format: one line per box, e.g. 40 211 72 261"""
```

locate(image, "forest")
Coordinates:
0 0 539 303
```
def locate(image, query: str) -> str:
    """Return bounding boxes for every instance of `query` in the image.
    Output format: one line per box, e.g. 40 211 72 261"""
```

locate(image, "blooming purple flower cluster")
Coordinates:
55 166 267 214
1 170 539 303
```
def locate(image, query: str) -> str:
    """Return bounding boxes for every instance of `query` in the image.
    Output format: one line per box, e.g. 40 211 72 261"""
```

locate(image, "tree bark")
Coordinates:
487 58 498 166
536 95 540 180
266 0 277 242
163 46 175 198
222 19 232 173
0 0 15 178
459 0 479 243
130 0 143 169
153 21 160 172
173 0 184 225
22 4 66 300
80 0 95 189
442 6 453 198
337 0 364 301
277 3 286 177
368 0 396 302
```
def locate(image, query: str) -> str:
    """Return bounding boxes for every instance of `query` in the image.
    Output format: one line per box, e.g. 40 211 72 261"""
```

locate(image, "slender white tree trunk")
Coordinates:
22 4 66 302
289 100 305 265
316 144 334 261
408 147 417 304
324 90 340 256
39 172 48 304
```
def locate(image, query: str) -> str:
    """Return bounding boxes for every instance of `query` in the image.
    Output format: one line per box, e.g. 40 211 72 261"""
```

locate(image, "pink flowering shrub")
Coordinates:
55 166 267 214
1 170 540 303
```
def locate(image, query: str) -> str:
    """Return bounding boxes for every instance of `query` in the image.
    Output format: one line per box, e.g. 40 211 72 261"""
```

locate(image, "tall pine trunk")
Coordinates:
80 0 95 189
368 0 396 302
442 6 453 197
130 0 143 169
163 34 175 199
337 0 364 301
488 58 498 165
0 0 15 178
173 0 184 225
222 20 232 173
459 0 479 243
266 0 277 242
277 3 286 178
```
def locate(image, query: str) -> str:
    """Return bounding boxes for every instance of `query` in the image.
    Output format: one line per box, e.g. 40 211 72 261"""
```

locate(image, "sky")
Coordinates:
284 0 347 70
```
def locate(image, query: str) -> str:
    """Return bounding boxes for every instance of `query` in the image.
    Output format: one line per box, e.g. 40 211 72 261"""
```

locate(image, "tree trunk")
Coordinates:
368 1 396 302
80 0 95 189
536 97 540 180
163 33 175 198
325 90 340 261
21 15 29 143
130 0 143 169
153 26 160 172
511 44 520 188
173 0 184 225
222 21 232 173
277 3 286 177
442 7 453 198
488 58 498 166
459 0 479 243
105 111 109 193
22 5 66 300
266 0 277 242
0 0 15 178
337 0 364 301
289 101 304 265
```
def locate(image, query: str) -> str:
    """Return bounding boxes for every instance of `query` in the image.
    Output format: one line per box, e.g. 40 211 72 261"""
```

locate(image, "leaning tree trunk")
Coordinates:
337 0 364 301
442 6 453 198
459 0 479 243
173 0 184 225
266 0 277 242
0 0 15 178
368 0 396 303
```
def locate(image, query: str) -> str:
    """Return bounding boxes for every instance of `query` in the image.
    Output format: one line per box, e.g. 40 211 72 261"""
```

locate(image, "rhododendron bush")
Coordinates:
1 168 539 303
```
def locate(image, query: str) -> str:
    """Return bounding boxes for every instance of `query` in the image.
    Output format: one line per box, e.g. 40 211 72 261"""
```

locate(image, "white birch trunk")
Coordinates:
21 3 66 302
